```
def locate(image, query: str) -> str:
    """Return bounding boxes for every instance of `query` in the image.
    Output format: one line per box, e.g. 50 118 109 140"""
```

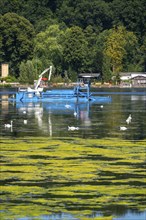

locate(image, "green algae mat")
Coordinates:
0 137 146 220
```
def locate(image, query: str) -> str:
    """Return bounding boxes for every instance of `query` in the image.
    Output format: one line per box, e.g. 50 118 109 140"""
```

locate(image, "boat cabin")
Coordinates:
74 73 100 99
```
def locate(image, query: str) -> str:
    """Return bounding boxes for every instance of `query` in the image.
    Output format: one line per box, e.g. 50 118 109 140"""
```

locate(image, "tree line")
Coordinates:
0 0 146 83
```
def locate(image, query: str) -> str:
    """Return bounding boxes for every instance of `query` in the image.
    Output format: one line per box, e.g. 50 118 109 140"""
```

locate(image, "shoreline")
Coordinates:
0 82 146 89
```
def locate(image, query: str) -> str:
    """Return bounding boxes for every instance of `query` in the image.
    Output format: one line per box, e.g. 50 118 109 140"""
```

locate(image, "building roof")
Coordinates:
131 75 146 79
120 72 146 76
79 73 100 78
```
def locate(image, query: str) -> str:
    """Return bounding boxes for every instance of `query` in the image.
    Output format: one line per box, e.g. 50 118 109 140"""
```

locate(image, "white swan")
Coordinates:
68 126 79 131
120 126 127 131
126 114 132 124
74 111 77 117
65 104 71 109
4 121 13 128
23 120 27 125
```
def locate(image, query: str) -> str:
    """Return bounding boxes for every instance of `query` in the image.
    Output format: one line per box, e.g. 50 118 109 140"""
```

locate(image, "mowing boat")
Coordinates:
9 66 111 104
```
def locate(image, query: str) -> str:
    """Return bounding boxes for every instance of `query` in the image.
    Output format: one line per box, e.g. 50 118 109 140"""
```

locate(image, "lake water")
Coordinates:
0 87 146 140
0 87 146 220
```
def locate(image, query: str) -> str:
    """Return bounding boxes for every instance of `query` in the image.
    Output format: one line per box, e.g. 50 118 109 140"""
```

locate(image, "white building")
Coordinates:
120 72 146 87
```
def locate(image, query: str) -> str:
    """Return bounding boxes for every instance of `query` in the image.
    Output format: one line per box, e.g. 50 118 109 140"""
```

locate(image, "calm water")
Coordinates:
0 87 146 140
0 87 146 220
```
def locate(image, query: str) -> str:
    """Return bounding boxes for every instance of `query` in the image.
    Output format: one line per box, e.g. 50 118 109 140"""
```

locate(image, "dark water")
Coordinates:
0 87 146 140
0 87 146 220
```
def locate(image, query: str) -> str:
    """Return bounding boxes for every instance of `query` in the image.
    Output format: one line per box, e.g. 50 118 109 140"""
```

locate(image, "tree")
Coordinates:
102 56 112 83
0 0 54 28
103 26 127 75
56 0 112 32
111 0 146 38
0 0 23 15
84 25 99 72
95 29 112 81
62 26 88 77
122 31 142 72
140 35 146 71
19 60 38 84
34 24 64 74
103 26 143 81
0 13 35 77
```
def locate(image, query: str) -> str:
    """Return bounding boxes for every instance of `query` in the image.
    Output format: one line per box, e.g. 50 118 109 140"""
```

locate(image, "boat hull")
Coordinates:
9 89 111 104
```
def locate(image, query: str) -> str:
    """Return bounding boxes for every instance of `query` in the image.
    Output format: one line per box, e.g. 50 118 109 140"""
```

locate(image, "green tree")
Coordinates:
103 26 127 75
122 31 142 71
0 34 3 63
34 24 64 74
0 13 35 77
63 26 88 77
103 26 143 80
83 25 99 72
102 56 112 83
141 35 146 71
0 0 53 27
95 29 112 81
56 0 112 32
19 60 38 84
0 0 23 15
111 0 146 38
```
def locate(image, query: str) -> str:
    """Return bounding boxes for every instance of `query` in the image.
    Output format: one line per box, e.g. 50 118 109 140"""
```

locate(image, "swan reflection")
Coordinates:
16 101 93 135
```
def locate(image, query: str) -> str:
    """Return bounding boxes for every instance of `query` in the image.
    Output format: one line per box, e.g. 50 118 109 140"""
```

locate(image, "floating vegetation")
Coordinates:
0 137 146 219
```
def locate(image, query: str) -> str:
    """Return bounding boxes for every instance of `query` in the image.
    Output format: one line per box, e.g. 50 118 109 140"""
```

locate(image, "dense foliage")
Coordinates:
0 12 35 77
0 0 146 82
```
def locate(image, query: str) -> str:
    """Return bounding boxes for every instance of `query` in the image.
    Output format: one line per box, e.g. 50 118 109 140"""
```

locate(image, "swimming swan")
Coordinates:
4 120 13 128
120 126 127 131
68 126 79 131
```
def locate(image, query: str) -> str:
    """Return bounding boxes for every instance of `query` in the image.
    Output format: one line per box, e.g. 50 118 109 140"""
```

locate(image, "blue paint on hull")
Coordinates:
9 89 111 104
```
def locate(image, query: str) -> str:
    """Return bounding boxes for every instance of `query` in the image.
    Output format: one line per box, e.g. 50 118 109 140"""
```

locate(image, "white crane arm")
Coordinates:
34 66 52 90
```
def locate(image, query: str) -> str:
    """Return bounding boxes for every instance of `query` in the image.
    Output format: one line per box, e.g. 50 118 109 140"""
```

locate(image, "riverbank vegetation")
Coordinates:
0 0 146 84
1 137 146 219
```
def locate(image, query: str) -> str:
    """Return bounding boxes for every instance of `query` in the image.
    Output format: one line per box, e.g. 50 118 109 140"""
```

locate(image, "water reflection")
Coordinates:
9 211 145 220
0 88 146 140
1 95 9 113
24 211 146 220
113 210 146 220
131 95 146 101
15 101 93 136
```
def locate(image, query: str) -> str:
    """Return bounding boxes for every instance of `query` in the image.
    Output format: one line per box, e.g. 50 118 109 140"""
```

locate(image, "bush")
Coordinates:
50 75 64 83
19 60 38 84
0 75 17 83
0 83 12 88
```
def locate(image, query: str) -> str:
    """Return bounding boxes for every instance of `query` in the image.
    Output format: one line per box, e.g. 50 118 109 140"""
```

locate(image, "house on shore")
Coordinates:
120 72 146 87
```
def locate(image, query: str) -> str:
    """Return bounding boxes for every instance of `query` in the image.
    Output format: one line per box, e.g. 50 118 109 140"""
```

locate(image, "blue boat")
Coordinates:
9 67 111 104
